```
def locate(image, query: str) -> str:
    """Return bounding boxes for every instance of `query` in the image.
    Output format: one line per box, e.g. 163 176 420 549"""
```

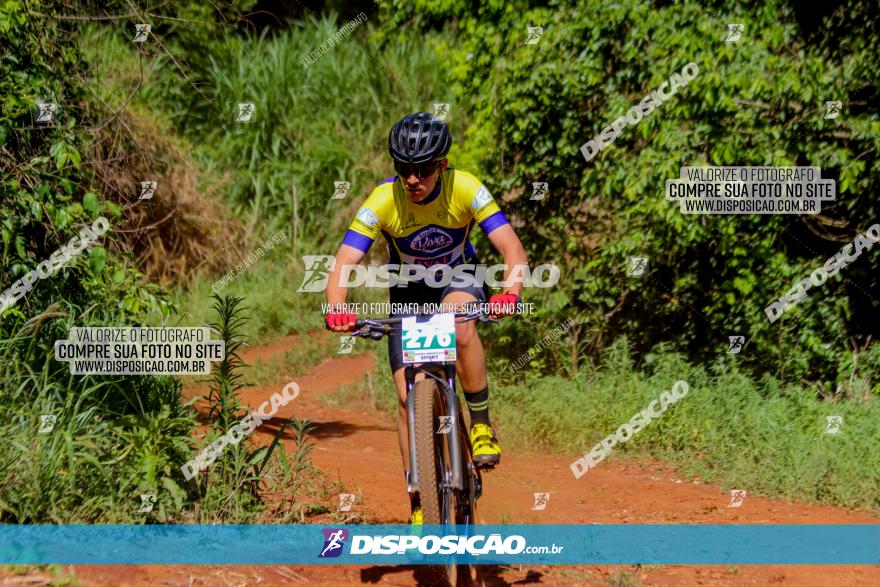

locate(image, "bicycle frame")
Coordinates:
348 309 490 497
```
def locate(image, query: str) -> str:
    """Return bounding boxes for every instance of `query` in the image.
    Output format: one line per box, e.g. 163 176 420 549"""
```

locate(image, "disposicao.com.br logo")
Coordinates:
319 528 349 558
318 528 562 557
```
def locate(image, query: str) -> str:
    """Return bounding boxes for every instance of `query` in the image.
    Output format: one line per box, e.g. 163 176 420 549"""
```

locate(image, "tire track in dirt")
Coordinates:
30 335 880 586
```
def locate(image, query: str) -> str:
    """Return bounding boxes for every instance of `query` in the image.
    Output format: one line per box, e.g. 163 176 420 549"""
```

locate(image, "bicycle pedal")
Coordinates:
474 456 500 470
467 462 483 500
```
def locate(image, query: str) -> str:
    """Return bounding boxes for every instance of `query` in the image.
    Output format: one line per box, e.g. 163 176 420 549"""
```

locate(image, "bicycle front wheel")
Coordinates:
412 379 472 586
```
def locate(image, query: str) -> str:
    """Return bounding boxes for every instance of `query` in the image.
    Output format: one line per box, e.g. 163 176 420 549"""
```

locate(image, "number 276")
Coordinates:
403 331 451 348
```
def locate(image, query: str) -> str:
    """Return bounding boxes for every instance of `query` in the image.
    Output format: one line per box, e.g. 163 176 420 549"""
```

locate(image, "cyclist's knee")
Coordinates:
455 319 479 347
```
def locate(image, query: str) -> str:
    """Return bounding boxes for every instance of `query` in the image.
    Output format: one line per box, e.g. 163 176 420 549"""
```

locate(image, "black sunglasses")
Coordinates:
395 161 440 179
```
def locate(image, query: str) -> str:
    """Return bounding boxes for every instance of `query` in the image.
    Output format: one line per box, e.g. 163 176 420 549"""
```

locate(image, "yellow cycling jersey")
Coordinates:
342 168 509 268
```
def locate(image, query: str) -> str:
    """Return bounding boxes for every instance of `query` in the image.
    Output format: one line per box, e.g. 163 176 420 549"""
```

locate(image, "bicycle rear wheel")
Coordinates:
412 379 473 587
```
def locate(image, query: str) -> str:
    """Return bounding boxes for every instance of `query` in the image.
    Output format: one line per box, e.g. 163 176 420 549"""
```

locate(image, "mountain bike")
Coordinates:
351 308 492 587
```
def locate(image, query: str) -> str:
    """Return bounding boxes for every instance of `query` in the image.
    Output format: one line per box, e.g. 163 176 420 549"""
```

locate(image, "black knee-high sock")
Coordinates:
463 386 490 426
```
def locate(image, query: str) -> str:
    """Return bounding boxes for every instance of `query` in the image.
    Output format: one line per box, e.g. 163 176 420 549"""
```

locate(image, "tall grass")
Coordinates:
0 296 331 523
82 15 443 345
188 15 447 237
493 337 880 511
174 294 322 523
79 15 448 246
0 305 196 523
1 11 448 526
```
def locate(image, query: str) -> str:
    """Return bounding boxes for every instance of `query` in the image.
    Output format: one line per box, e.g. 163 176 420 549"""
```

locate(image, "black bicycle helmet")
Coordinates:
388 112 452 164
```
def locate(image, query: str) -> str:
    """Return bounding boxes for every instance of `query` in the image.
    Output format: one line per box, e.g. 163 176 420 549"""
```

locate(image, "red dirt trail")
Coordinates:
7 334 879 586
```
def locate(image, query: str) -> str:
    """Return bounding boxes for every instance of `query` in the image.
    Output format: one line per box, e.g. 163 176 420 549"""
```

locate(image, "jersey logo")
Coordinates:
401 211 420 230
409 227 454 253
356 207 379 228
471 186 492 212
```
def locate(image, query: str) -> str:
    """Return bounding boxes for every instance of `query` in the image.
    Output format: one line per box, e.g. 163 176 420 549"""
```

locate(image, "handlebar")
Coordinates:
350 308 495 340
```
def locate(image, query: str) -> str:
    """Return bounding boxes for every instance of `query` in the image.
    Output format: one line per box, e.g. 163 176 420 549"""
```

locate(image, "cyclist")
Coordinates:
324 112 528 525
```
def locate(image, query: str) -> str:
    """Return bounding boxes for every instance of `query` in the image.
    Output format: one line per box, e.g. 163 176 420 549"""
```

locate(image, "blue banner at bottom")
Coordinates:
1 524 877 565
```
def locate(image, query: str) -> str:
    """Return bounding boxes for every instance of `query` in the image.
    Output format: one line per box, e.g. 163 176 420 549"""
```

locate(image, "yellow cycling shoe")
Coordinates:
407 506 424 559
470 423 501 468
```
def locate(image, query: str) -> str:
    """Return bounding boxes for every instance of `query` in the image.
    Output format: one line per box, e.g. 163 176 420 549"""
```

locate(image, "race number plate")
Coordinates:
401 313 456 364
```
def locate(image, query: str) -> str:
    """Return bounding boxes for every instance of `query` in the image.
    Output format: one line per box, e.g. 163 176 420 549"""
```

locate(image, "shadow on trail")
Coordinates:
306 419 394 438
359 564 543 585
251 417 393 440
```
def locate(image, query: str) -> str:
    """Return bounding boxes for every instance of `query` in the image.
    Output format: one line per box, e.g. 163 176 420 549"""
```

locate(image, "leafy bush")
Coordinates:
0 2 325 524
376 0 880 389
79 11 447 247
0 0 189 523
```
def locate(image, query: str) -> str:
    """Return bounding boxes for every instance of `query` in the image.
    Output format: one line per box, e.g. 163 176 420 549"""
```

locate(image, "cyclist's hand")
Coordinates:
488 293 520 319
325 312 357 332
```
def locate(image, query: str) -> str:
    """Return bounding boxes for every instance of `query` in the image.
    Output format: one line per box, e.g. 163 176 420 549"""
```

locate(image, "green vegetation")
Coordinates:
1 565 80 586
2 0 878 527
0 0 186 523
492 339 880 510
378 0 880 391
333 334 880 509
